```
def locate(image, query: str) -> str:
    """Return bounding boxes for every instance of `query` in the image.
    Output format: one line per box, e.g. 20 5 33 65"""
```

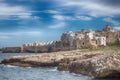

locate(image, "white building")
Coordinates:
66 31 75 47
95 36 106 46
23 41 55 47
86 31 94 40
77 34 84 40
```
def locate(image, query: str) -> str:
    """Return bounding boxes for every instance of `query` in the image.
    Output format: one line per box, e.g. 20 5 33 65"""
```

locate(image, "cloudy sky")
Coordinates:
0 0 120 47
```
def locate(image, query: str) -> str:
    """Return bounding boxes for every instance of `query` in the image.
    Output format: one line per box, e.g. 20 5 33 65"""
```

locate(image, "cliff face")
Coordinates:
1 50 120 78
69 53 120 78
58 53 120 78
2 47 21 53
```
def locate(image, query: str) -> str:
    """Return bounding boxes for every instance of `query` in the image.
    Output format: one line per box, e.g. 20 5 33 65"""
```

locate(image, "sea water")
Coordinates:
0 52 119 80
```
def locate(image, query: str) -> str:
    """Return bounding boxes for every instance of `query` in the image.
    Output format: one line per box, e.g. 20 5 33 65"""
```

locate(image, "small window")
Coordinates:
83 42 85 45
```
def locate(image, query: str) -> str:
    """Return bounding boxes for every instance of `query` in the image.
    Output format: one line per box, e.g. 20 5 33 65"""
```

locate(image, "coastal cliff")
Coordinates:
69 53 120 78
1 50 120 78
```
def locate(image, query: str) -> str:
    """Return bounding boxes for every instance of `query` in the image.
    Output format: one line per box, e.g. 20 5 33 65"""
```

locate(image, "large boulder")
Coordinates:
69 53 120 78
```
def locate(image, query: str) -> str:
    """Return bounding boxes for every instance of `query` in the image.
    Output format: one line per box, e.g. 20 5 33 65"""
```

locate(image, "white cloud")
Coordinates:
0 33 12 39
53 15 92 21
0 35 10 39
113 26 120 31
24 31 42 36
75 16 92 20
53 15 73 20
0 15 40 20
103 18 120 25
49 22 66 29
58 0 120 17
18 15 40 20
0 3 30 15
43 10 60 14
18 15 32 19
0 30 42 39
0 3 38 20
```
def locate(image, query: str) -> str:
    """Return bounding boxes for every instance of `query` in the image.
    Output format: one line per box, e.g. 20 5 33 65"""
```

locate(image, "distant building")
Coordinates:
95 36 106 46
22 41 55 53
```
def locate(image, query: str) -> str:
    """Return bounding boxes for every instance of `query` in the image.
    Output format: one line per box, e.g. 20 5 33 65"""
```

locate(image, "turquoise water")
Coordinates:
0 53 119 80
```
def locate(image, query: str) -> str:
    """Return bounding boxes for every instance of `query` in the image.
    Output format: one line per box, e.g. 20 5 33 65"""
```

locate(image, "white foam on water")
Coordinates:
25 67 32 68
61 70 69 73
6 65 18 68
50 67 58 71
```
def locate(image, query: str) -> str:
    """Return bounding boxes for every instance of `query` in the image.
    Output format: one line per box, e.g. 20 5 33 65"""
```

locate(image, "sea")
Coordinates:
0 52 119 80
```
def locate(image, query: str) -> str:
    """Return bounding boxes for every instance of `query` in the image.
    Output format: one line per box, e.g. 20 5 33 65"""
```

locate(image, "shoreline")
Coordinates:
1 49 120 78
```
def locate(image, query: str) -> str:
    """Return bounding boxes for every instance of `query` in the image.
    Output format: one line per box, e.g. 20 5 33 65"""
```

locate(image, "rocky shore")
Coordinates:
2 47 21 53
1 50 120 78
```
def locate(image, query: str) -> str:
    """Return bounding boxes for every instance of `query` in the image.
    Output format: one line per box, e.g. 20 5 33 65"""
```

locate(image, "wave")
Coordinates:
6 65 18 68
6 65 32 68
50 67 58 71
25 67 32 68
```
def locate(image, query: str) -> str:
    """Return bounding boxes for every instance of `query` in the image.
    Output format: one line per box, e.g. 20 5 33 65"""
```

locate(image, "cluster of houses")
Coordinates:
2 25 120 53
20 25 120 53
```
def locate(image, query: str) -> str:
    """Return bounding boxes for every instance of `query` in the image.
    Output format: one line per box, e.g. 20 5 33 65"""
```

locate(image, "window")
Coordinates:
83 42 85 45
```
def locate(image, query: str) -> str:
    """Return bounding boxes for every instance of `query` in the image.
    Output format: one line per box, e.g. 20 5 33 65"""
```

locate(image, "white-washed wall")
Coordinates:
66 31 75 47
95 36 106 46
24 41 55 47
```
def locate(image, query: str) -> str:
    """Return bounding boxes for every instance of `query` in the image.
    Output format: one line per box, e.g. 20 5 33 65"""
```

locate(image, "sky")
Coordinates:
0 0 120 47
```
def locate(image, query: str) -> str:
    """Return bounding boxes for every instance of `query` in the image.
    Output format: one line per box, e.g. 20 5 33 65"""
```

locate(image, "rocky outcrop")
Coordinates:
0 50 101 67
1 53 63 67
1 50 120 78
2 47 21 53
57 54 100 71
69 53 120 78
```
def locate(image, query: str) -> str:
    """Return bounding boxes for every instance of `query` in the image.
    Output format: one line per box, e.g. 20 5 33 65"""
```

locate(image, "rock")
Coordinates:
69 53 120 78
2 47 21 53
1 54 62 67
0 50 101 67
57 53 100 71
58 63 70 71
1 50 120 78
